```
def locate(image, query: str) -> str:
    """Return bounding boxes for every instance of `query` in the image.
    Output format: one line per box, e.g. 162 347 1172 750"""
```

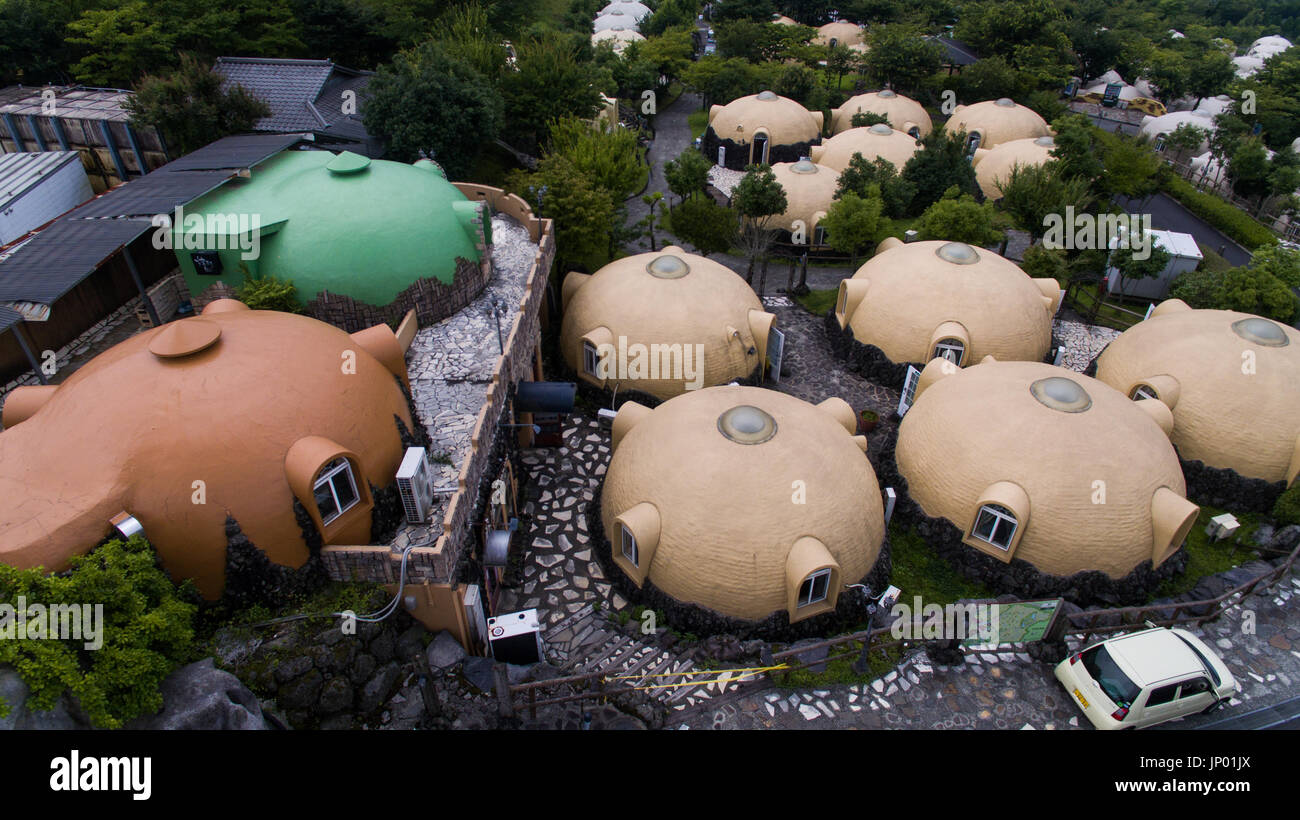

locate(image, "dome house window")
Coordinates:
314 457 360 525
583 340 601 377
621 524 639 567
797 568 832 607
1130 383 1159 401
933 338 965 366
971 503 1017 551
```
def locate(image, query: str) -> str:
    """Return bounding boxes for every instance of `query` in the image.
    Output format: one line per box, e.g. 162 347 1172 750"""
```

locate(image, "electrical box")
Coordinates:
487 609 544 665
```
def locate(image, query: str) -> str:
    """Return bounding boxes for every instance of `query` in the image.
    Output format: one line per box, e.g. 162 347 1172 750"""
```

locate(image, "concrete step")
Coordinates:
579 634 630 673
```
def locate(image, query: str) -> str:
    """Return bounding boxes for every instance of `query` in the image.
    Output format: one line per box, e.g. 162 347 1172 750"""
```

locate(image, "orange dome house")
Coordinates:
0 300 416 599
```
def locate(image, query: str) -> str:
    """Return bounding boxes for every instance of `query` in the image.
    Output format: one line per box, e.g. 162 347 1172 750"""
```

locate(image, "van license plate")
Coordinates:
1073 689 1089 708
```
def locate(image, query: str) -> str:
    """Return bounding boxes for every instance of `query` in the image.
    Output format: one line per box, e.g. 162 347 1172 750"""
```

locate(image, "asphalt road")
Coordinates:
1115 192 1255 267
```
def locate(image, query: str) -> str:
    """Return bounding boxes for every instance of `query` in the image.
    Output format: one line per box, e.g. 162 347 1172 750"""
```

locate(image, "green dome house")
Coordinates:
173 149 491 330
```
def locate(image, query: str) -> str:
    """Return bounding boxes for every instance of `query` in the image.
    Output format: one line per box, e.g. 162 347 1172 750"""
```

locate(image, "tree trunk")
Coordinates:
786 256 796 293
757 255 769 296
745 256 755 283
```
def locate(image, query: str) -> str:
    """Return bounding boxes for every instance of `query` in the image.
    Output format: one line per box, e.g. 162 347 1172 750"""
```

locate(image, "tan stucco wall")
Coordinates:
947 100 1051 148
973 137 1056 199
1095 305 1300 484
707 93 823 148
560 247 771 399
601 385 885 621
896 360 1193 578
840 240 1056 365
810 125 921 172
830 92 933 136
771 161 840 233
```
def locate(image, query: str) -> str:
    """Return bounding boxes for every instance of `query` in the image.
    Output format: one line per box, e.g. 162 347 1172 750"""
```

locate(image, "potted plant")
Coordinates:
858 409 879 434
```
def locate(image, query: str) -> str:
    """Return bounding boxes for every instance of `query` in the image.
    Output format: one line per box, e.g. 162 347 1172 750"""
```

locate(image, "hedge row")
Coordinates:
1160 172 1279 251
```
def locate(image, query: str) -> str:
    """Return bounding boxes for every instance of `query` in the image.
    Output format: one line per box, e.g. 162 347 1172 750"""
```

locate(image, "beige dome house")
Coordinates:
770 159 839 241
602 385 886 625
704 91 824 170
560 247 778 400
810 123 921 172
771 14 798 25
592 27 645 53
896 359 1198 582
946 98 1051 151
973 135 1056 199
832 239 1062 376
830 90 933 136
1094 300 1300 489
816 21 866 50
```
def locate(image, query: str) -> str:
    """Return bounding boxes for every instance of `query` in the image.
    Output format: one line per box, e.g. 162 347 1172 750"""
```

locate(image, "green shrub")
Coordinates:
0 537 198 728
236 275 302 313
1273 483 1300 526
1160 172 1279 251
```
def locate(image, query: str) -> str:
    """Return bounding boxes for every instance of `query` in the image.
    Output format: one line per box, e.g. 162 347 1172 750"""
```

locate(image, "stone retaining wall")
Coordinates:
823 308 917 391
320 186 555 586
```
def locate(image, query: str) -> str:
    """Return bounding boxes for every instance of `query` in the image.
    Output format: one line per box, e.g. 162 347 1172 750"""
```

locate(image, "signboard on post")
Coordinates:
961 598 1065 647
898 365 921 416
767 327 785 384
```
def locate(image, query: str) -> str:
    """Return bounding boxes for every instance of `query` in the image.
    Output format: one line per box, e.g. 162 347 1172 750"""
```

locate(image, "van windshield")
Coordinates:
1081 645 1141 708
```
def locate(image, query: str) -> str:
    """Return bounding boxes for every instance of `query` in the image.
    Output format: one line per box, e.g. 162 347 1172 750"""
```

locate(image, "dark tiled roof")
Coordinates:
0 218 152 303
0 304 21 333
213 57 373 135
0 133 304 306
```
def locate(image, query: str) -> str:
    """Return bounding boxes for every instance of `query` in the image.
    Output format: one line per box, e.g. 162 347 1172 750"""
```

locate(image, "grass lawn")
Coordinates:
1197 243 1234 273
1157 506 1263 598
774 639 904 689
1069 286 1146 331
687 109 709 140
795 287 837 315
889 521 994 606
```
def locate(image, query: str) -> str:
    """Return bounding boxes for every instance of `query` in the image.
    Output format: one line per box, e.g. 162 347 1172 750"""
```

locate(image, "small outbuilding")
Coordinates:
809 123 921 172
830 239 1062 385
1093 300 1300 504
894 359 1197 597
560 247 778 400
703 91 823 170
972 135 1056 200
600 384 887 630
945 98 1050 151
829 89 933 137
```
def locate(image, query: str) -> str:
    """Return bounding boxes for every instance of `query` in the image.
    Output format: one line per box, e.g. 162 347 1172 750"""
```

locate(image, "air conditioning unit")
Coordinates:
396 447 435 524
487 609 545 665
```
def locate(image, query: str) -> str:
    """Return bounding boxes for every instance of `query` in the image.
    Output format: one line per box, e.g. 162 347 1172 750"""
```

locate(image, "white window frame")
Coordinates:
897 364 921 416
797 568 832 608
753 132 770 164
582 340 600 377
933 338 965 366
971 504 1017 551
1130 384 1158 401
314 457 360 526
621 524 639 567
836 285 848 316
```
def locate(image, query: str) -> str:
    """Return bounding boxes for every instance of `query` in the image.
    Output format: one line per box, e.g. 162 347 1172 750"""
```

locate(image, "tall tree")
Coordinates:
664 148 713 206
501 37 605 151
821 189 884 269
732 164 788 290
900 129 979 215
862 23 943 93
363 41 503 179
125 54 271 157
916 187 1002 246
